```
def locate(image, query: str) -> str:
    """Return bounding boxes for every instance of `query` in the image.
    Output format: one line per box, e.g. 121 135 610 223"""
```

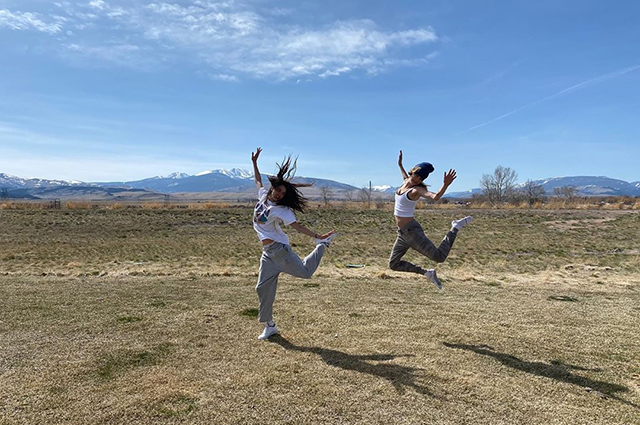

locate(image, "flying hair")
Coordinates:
267 155 309 213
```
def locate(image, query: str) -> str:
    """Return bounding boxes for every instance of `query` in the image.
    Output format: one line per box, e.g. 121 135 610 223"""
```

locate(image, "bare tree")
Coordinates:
358 187 372 207
480 166 518 206
553 186 577 203
522 180 546 207
319 186 333 207
343 189 355 204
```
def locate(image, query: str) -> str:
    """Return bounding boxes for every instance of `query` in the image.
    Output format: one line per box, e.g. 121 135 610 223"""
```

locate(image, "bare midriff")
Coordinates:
261 239 275 245
394 216 415 229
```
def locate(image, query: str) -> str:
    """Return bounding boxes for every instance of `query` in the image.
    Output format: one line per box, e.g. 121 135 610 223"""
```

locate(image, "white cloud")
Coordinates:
210 73 239 82
3 2 440 81
88 1 107 11
0 9 63 34
64 43 146 67
319 67 352 79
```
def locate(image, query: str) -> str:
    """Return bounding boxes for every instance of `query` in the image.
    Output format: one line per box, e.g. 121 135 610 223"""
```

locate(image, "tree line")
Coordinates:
479 166 578 206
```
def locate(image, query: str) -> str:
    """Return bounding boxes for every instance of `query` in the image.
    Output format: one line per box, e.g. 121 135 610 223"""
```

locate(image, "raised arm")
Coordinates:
398 150 409 180
251 147 263 188
418 169 457 201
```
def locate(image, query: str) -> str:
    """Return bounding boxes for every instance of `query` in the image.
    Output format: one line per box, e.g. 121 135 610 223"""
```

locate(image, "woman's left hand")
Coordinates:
317 230 337 240
443 169 457 186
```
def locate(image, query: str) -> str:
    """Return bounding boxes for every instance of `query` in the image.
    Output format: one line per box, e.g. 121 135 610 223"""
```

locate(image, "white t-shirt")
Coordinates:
253 187 297 245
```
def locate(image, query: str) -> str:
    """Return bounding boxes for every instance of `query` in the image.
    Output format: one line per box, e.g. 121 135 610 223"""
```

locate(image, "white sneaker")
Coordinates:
424 269 442 290
257 324 278 340
451 216 474 230
314 233 338 247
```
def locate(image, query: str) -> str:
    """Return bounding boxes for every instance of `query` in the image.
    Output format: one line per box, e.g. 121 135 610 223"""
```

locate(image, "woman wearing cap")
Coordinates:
389 150 474 289
251 147 337 340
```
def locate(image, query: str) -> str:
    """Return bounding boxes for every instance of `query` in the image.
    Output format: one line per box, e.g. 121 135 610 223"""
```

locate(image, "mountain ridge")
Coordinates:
1 171 639 199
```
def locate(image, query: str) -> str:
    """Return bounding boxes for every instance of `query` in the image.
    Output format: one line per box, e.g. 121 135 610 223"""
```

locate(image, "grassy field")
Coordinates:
1 207 639 424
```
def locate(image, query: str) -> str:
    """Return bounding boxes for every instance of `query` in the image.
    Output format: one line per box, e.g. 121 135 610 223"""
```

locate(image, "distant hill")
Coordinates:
1 171 638 200
95 169 358 194
4 186 162 201
445 176 640 198
0 173 86 190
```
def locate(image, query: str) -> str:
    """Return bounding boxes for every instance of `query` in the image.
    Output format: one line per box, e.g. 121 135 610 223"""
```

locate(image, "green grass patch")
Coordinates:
239 308 259 318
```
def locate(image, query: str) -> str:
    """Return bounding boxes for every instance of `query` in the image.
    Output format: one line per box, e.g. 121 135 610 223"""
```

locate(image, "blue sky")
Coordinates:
1 0 639 191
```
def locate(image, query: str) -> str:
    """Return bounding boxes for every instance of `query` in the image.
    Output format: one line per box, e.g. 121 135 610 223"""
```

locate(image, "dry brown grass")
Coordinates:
65 201 94 210
0 208 638 424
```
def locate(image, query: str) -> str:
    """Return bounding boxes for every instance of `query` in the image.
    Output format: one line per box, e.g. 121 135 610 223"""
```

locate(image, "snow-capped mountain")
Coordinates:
372 185 394 193
218 168 253 179
0 173 90 190
93 169 356 193
2 171 638 198
446 176 640 198
524 176 639 197
164 172 191 179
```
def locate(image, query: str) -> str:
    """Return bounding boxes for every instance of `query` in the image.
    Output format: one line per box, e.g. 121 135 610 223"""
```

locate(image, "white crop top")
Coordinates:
394 190 418 217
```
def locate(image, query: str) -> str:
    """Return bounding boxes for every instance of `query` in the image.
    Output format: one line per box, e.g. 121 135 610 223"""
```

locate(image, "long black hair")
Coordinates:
267 156 309 213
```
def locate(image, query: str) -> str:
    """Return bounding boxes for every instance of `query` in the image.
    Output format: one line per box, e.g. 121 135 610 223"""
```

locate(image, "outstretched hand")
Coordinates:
317 230 337 240
251 147 262 163
398 150 403 165
443 169 457 186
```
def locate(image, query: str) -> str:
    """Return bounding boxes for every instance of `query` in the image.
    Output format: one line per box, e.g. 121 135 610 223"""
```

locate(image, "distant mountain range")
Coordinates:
446 176 640 198
1 171 638 200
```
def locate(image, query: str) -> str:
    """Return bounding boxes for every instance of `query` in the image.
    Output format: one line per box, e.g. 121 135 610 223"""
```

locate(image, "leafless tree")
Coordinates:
319 186 333 207
344 189 354 202
553 186 577 203
521 180 546 207
358 187 372 207
480 166 518 206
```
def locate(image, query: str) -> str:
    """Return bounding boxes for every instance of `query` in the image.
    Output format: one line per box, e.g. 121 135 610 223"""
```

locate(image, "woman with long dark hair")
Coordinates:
251 148 337 340
389 150 473 289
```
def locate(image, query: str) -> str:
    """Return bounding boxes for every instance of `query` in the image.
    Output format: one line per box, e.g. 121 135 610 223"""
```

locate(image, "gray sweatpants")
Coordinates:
256 242 326 323
388 219 458 275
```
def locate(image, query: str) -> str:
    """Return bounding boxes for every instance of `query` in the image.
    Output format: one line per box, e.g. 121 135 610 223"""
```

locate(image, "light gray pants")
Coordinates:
256 242 326 323
388 219 457 275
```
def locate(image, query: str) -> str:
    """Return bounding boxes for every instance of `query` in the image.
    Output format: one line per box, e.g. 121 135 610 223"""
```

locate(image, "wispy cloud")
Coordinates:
209 73 239 82
0 9 63 34
1 1 439 81
463 64 640 132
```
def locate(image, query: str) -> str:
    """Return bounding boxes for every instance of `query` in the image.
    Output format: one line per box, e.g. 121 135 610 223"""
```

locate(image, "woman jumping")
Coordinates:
251 148 337 340
389 150 473 289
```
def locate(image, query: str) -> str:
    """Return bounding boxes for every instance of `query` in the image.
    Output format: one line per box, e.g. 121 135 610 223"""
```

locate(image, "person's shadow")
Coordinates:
443 342 638 409
270 335 435 396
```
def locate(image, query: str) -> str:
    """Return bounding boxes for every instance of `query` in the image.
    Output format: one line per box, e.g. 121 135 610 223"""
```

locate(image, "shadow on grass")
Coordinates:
270 335 434 397
443 342 638 409
95 343 174 381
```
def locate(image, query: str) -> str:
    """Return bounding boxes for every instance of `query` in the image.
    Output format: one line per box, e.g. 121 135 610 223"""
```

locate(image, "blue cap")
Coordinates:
413 162 434 179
